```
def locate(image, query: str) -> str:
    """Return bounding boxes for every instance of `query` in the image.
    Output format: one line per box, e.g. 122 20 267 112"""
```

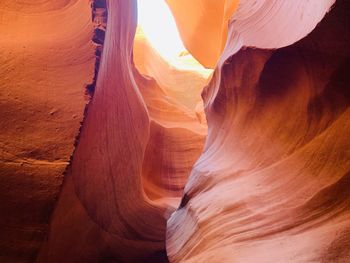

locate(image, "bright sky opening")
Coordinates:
137 0 212 77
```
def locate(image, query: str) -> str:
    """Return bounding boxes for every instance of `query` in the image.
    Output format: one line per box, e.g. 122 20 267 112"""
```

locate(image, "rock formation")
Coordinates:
37 1 206 262
0 0 349 262
0 1 95 262
167 0 350 262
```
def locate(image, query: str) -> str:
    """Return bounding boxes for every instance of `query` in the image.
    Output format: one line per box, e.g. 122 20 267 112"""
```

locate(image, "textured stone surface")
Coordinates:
167 1 350 262
0 1 95 262
37 1 205 262
1 0 349 262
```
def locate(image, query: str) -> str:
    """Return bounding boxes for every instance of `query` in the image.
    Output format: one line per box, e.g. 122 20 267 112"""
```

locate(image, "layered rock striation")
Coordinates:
0 0 349 263
167 0 350 262
37 1 206 262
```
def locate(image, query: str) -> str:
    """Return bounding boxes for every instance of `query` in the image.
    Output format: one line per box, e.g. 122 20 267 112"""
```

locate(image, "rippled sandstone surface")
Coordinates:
0 0 349 263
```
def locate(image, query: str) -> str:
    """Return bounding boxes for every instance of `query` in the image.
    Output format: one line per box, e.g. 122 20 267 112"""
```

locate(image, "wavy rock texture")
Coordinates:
167 0 350 262
133 28 208 199
1 0 349 262
133 27 211 111
37 1 206 262
0 1 95 262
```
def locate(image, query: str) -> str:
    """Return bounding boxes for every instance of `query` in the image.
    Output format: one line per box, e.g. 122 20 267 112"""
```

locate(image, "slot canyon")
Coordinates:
0 0 349 262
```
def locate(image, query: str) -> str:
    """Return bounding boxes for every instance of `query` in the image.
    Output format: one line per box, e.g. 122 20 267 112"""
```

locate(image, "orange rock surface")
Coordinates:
166 0 240 68
167 0 350 262
0 0 349 262
37 1 206 262
0 1 95 262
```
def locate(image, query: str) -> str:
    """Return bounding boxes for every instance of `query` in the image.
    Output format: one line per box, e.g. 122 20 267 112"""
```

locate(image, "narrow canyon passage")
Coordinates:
0 1 349 263
37 1 210 262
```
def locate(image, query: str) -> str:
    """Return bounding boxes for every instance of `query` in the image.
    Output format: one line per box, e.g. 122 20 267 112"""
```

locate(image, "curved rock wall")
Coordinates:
166 0 240 68
167 0 350 262
0 1 95 262
1 0 349 262
36 1 205 262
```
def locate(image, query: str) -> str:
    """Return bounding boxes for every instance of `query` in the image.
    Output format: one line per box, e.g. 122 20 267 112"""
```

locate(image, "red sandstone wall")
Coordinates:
0 1 95 262
0 0 349 263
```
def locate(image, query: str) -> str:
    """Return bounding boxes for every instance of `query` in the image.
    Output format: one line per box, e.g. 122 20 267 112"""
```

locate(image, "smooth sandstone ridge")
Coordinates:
37 1 206 262
0 0 349 263
167 0 350 262
165 0 240 68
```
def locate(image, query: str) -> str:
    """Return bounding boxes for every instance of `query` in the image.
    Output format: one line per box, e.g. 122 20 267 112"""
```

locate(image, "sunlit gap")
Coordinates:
136 0 213 78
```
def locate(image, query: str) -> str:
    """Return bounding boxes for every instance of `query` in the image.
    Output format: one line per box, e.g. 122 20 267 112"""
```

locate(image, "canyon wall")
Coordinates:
0 0 349 263
0 1 95 262
167 0 350 262
36 1 204 262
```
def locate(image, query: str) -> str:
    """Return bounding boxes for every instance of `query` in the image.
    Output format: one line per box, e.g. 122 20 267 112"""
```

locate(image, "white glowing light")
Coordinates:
137 0 212 75
137 0 184 62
